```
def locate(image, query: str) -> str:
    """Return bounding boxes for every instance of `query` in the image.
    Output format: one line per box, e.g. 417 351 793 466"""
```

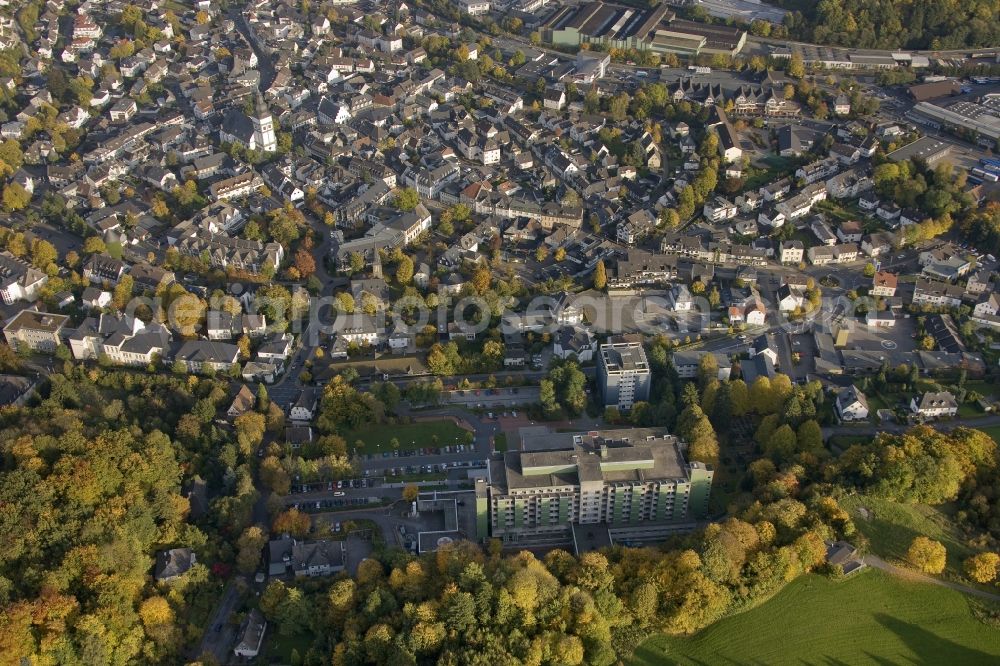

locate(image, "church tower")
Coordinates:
252 91 277 153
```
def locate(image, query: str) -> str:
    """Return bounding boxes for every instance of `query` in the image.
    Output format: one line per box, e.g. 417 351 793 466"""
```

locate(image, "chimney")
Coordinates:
600 444 608 459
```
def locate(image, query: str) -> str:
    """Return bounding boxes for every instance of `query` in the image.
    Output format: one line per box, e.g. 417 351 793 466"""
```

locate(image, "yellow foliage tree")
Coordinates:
906 536 946 574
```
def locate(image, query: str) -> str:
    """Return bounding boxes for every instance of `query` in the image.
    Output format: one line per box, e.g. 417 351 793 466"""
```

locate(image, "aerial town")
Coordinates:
0 0 999 663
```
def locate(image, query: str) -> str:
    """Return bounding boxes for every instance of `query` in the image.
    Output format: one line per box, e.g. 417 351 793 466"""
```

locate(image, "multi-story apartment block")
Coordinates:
597 339 651 412
481 429 714 543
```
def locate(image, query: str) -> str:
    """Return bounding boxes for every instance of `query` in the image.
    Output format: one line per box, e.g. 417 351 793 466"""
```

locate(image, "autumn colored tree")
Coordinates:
2 182 30 211
963 552 999 583
593 259 607 290
906 536 946 574
236 525 269 573
293 248 316 278
472 266 491 294
273 508 311 538
396 255 414 285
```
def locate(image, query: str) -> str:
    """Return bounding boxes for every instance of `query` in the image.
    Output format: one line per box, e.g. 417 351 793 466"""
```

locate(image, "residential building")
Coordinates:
0 251 47 304
807 243 859 265
154 548 196 582
234 610 266 659
553 325 598 362
775 284 804 312
835 386 869 421
871 271 898 297
703 196 737 222
778 240 804 265
597 339 651 412
268 536 346 577
227 385 256 420
912 278 964 308
83 254 127 285
455 0 490 15
910 391 958 418
290 388 319 422
174 340 240 373
672 350 731 380
3 309 68 353
482 428 715 544
973 292 1000 318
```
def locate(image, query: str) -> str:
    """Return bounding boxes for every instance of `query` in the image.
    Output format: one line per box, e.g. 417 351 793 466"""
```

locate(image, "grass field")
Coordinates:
342 420 469 453
630 570 1000 665
977 425 1000 445
840 494 974 576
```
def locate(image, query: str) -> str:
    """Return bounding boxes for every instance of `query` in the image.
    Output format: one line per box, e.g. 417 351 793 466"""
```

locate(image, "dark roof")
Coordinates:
221 107 255 143
154 548 195 580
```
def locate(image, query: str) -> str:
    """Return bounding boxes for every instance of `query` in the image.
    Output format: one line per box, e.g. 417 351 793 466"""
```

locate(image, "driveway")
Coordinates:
864 554 1000 603
195 580 242 663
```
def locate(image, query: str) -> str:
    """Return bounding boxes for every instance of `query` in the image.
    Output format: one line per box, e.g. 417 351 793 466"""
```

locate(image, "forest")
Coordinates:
776 0 1000 50
0 365 259 665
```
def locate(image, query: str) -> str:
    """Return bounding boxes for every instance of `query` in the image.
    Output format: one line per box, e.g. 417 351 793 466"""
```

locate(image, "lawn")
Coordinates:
266 632 314 662
964 380 1000 400
494 432 508 452
957 402 984 419
742 155 803 191
342 420 470 454
840 494 975 577
629 570 1000 666
827 434 872 453
979 425 1000 445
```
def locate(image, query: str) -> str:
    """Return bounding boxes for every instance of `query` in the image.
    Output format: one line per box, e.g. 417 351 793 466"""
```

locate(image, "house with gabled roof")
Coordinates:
836 386 869 421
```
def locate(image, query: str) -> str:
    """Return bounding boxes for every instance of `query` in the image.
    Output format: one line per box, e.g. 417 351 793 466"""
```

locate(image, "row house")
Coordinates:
610 251 678 289
175 229 284 275
208 172 264 201
912 278 964 308
807 243 859 265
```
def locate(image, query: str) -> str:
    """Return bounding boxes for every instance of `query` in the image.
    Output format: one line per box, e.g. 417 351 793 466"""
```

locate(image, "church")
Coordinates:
219 92 277 154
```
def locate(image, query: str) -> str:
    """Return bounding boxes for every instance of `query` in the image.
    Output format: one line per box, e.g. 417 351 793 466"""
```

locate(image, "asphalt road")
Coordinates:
824 413 1000 439
195 581 242 663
